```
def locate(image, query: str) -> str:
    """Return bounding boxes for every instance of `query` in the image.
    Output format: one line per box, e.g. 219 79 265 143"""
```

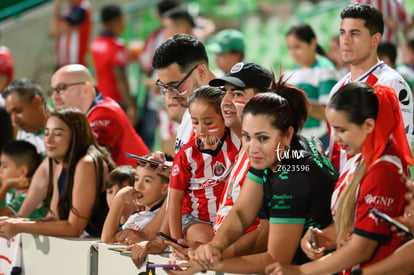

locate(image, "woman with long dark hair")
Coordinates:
0 108 114 237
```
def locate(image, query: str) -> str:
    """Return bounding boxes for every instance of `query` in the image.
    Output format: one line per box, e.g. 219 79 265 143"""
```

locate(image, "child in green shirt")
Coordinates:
0 140 48 218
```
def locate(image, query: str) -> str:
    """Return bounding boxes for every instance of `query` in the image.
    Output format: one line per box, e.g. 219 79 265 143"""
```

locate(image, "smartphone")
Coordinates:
147 263 180 269
124 152 169 169
369 207 414 237
309 226 319 249
156 232 189 248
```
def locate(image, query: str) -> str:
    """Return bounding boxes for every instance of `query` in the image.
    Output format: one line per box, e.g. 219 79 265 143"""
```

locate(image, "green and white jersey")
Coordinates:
7 192 48 219
16 128 46 158
0 189 14 209
285 55 338 139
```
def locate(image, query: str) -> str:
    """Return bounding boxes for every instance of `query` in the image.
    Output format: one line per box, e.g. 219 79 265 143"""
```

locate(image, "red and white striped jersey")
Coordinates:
55 0 91 67
328 61 413 173
170 129 240 223
331 147 407 275
330 153 361 219
214 150 260 233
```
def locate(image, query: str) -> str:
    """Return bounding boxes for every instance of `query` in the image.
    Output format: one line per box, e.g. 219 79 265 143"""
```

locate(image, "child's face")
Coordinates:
190 98 226 149
0 154 24 183
106 180 131 207
134 166 168 211
106 184 121 208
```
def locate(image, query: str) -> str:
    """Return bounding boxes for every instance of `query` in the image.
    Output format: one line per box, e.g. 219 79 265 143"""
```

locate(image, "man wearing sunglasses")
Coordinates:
152 33 216 153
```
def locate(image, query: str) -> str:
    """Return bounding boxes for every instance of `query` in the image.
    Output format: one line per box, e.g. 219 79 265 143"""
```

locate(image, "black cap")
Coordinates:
209 62 272 91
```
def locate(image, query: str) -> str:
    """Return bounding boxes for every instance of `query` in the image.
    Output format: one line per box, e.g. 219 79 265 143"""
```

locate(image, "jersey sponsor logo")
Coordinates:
200 178 216 189
278 171 288 180
175 138 185 152
172 164 179 177
91 40 108 52
398 88 410 106
271 194 292 209
90 119 110 128
364 194 395 208
213 161 225 177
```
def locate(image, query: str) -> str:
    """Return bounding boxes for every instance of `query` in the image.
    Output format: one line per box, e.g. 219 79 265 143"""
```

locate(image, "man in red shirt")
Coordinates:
49 0 91 68
90 4 136 125
18 64 150 220
50 64 149 165
15 63 150 219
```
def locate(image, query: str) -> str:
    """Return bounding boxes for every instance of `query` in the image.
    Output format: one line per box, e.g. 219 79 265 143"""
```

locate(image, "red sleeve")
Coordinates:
170 149 192 191
354 161 407 237
88 107 121 150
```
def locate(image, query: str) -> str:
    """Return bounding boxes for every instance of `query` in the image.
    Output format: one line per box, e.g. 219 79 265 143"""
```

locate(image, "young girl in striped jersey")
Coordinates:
168 86 240 244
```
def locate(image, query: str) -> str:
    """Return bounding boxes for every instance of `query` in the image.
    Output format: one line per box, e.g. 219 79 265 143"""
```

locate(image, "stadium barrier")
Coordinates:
0 234 225 275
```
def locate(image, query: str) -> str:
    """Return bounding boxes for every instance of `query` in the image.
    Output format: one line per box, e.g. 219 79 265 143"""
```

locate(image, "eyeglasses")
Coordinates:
47 82 85 97
156 64 200 96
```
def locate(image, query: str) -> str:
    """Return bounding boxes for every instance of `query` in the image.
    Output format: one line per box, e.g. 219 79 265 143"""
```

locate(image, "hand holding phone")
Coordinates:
369 207 414 237
156 232 189 248
309 226 319 249
125 152 169 169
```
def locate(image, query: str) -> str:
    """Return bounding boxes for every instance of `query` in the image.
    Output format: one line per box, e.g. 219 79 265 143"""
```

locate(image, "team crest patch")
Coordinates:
213 162 225 177
172 164 179 177
230 62 244 73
